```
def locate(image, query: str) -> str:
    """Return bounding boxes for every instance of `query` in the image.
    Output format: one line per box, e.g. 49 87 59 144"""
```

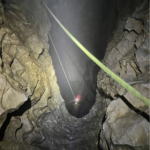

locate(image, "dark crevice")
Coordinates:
15 123 23 137
1 61 4 69
38 48 45 59
133 55 143 74
97 131 102 150
131 17 144 25
0 98 31 141
123 28 139 35
102 114 107 124
134 44 137 49
98 88 114 101
0 47 4 69
119 95 150 122
0 47 2 58
101 130 110 150
10 59 14 67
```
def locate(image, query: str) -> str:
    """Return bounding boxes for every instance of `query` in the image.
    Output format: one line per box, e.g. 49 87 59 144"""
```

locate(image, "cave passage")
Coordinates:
47 0 118 118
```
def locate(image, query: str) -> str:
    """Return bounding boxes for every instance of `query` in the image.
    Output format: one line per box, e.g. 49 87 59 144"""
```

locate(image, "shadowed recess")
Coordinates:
0 99 31 141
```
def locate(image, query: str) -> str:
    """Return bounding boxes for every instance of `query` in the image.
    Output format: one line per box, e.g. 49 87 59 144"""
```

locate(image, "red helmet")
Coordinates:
76 94 81 100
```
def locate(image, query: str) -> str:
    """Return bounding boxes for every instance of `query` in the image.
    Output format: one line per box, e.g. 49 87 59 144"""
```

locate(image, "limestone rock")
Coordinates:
136 35 149 73
125 17 143 33
0 0 149 149
98 0 150 148
0 0 62 149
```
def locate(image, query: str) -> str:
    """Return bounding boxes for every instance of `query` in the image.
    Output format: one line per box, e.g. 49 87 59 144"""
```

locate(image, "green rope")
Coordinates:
49 34 75 99
44 2 150 107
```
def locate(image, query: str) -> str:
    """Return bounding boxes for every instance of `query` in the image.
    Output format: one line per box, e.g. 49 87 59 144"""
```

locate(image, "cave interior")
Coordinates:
0 0 149 150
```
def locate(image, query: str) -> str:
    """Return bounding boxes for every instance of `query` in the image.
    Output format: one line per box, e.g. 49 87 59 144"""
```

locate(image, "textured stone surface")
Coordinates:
0 0 63 149
0 0 149 150
98 0 150 149
35 95 105 150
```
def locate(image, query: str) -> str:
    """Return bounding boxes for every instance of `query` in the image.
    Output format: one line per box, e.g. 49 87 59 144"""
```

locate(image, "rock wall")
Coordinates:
36 94 105 150
0 0 63 149
0 0 149 150
0 1 107 149
98 0 150 149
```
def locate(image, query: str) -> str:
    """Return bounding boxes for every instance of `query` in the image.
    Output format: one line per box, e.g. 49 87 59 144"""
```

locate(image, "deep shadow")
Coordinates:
47 0 118 118
98 88 113 101
120 95 150 122
0 47 2 58
1 0 6 4
102 114 107 124
0 98 31 141
97 131 103 150
49 35 97 118
65 52 98 117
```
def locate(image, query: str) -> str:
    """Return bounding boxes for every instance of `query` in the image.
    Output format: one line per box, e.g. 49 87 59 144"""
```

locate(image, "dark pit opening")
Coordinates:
0 98 31 141
47 0 118 118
